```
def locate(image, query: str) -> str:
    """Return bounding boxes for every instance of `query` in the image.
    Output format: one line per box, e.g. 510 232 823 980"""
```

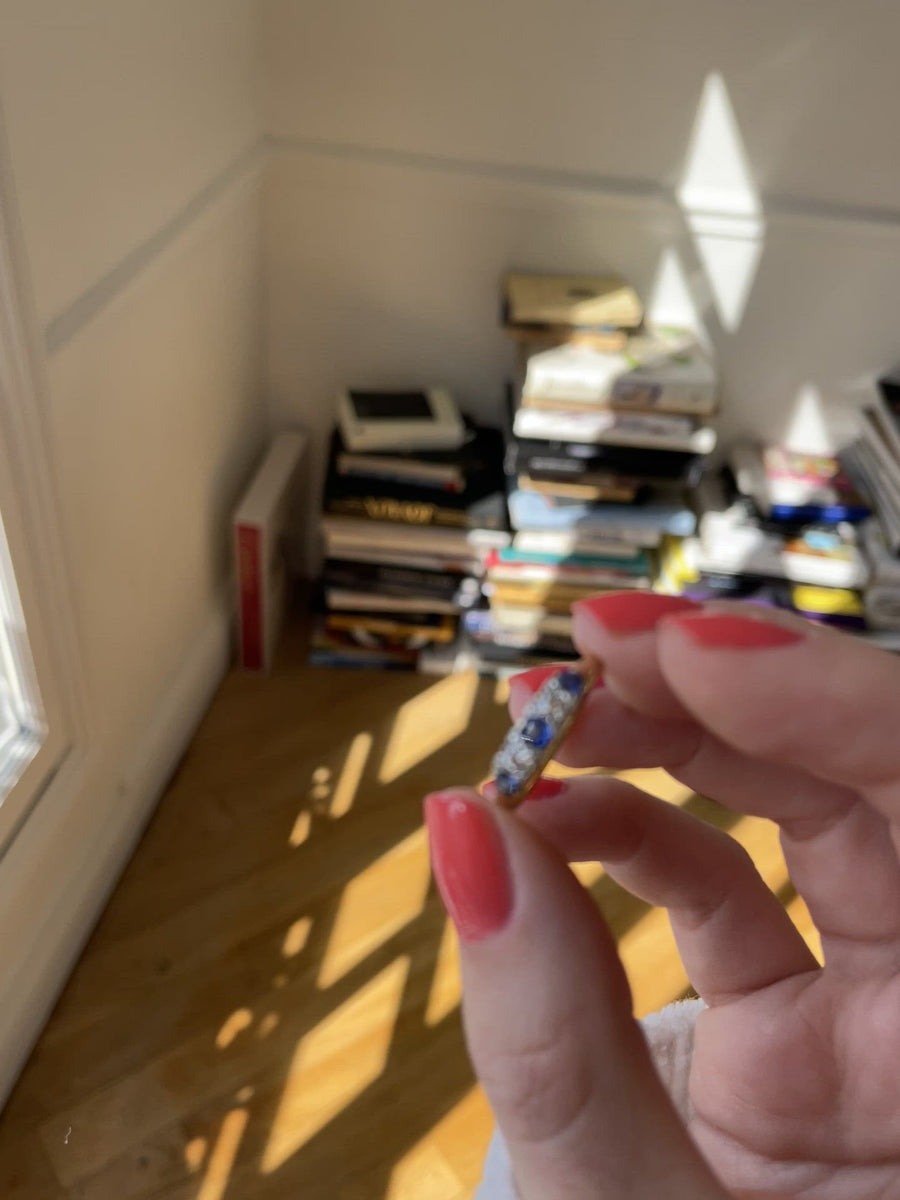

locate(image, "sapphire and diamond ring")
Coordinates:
489 658 600 808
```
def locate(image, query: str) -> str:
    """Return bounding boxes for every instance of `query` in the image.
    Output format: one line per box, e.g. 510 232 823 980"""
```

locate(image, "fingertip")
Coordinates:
660 609 810 650
572 591 702 641
424 788 513 943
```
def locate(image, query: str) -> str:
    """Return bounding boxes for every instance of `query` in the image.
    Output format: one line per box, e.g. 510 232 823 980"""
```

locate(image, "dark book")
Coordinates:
417 632 578 677
324 489 508 531
507 435 703 484
323 424 509 531
309 616 421 670
321 558 479 605
325 424 505 504
878 367 900 422
333 418 498 490
325 610 457 644
502 379 703 483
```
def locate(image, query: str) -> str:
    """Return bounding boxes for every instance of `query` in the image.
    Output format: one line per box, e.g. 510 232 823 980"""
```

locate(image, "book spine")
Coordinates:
488 567 649 588
236 523 264 671
323 559 466 601
610 380 718 416
325 494 467 528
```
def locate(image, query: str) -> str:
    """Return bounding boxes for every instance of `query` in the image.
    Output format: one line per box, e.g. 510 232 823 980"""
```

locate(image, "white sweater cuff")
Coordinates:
473 997 706 1200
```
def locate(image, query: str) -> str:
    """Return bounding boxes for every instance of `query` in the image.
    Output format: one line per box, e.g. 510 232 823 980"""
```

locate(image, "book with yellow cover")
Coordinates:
488 577 647 613
505 273 643 330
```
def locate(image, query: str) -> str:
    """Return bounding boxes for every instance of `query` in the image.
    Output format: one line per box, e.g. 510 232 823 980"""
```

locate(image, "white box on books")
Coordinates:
233 430 307 672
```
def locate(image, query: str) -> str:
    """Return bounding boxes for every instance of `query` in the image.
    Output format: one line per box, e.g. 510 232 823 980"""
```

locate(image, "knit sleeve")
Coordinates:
471 998 706 1200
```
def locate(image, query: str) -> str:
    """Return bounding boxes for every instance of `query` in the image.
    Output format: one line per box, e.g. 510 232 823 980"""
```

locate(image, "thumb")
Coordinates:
424 789 728 1200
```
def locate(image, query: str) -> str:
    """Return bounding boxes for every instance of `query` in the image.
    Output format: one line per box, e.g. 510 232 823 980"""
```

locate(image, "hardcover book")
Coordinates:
321 558 480 605
507 435 703 484
730 442 871 524
519 332 717 416
324 425 508 531
507 485 697 538
504 272 643 333
512 405 716 454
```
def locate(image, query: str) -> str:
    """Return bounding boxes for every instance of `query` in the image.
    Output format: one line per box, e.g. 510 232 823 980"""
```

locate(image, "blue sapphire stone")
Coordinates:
521 716 552 747
556 668 584 695
494 771 520 796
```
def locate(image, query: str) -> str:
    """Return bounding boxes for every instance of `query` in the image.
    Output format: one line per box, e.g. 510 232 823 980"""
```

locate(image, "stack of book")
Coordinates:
660 444 872 632
486 271 718 661
311 422 510 670
841 368 900 642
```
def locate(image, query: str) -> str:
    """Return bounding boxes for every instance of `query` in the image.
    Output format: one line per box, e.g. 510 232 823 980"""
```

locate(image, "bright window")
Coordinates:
0 512 46 798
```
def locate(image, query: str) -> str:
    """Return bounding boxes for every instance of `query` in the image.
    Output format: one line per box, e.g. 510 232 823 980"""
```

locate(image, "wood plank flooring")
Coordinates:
0 622 819 1199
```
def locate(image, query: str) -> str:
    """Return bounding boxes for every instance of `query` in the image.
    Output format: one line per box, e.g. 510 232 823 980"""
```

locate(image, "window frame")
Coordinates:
0 144 86 855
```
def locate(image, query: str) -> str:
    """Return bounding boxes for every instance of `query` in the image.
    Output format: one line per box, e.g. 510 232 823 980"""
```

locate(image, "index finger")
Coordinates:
569 596 900 960
655 608 900 806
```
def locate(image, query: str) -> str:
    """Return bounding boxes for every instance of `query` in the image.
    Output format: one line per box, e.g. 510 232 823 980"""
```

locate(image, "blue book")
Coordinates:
507 487 696 537
769 502 871 525
495 547 651 574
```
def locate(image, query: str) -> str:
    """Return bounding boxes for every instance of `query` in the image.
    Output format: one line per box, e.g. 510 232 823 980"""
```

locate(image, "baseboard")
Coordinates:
0 596 233 1107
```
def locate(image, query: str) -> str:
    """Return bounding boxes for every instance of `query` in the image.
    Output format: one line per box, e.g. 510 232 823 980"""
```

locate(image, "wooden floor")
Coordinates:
0 622 819 1200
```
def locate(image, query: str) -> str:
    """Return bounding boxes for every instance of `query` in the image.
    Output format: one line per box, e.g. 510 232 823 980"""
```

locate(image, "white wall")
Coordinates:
262 0 900 534
0 0 265 1100
3 0 900 1099
264 0 900 213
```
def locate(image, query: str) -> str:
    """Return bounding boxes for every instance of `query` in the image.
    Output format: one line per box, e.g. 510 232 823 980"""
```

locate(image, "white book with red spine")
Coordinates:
233 430 307 672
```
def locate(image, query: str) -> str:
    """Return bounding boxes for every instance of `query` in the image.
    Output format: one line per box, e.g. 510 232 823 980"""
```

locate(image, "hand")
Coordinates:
424 595 900 1199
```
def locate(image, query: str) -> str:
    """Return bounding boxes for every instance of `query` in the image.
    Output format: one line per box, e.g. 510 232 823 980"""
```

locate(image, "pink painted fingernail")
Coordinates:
526 777 568 801
482 776 568 802
573 591 701 635
424 792 513 942
668 613 806 649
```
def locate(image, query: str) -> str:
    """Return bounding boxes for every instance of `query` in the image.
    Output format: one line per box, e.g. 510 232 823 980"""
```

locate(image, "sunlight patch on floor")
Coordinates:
613 768 695 804
330 732 373 818
317 828 431 988
183 1135 207 1173
196 1108 248 1200
261 957 410 1173
784 890 822 963
282 916 313 958
729 814 787 891
618 905 689 1018
424 915 462 1027
571 861 605 887
387 1085 492 1200
215 1009 253 1050
256 1012 280 1039
378 673 478 783
288 809 311 847
386 1139 464 1200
